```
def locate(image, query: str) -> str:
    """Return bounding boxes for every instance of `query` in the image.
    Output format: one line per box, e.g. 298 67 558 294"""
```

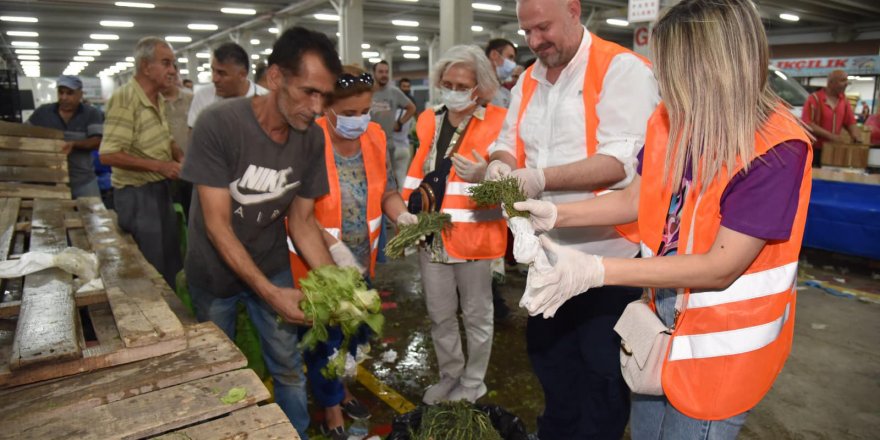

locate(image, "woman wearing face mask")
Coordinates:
400 45 507 404
288 65 412 440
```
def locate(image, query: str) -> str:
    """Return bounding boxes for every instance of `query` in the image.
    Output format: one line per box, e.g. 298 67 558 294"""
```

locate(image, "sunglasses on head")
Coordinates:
336 72 374 89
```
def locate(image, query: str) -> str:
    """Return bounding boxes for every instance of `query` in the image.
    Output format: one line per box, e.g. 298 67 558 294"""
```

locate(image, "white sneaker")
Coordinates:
422 376 460 404
447 381 487 403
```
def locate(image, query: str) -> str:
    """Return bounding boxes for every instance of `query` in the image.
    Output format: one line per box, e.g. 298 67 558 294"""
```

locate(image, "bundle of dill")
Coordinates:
297 266 384 379
410 401 503 440
466 176 528 218
385 212 452 259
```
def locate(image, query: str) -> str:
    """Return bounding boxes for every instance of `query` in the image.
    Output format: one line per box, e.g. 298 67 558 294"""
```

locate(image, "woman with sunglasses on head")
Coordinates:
288 64 411 439
400 45 507 404
511 0 812 437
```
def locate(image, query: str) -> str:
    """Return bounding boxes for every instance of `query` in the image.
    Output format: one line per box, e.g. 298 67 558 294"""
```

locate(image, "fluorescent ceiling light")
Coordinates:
176 57 187 63
196 52 211 58
115 2 154 8
472 3 502 12
18 55 39 60
100 20 133 27
20 61 41 66
179 69 189 75
517 29 525 36
1 16 38 23
7 31 38 37
392 19 419 27
188 23 218 31
606 18 629 27
15 49 39 54
403 53 420 59
221 7 256 15
74 56 95 61
268 27 279 34
84 43 109 50
396 35 418 42
125 56 135 62
251 54 260 60
165 35 192 43
250 39 260 45
368 57 382 63
401 45 420 51
91 33 119 40
779 13 799 22
263 48 272 54
11 41 39 47
314 13 339 21
471 25 483 32
79 50 101 56
360 43 371 49
362 51 380 58
69 61 89 66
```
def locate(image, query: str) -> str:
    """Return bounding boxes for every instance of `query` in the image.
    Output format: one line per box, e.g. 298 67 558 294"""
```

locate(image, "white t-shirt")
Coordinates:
187 80 268 128
489 29 660 258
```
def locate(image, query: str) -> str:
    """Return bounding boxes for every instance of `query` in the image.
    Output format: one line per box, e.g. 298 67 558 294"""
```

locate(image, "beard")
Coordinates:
276 89 313 131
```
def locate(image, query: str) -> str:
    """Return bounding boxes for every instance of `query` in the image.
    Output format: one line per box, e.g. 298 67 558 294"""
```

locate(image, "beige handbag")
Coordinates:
613 299 671 396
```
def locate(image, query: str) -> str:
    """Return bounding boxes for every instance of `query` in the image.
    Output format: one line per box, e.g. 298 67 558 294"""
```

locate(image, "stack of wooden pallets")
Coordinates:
0 121 297 439
0 120 72 200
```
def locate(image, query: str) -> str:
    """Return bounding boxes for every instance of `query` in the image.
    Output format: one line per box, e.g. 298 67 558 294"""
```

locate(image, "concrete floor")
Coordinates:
315 251 880 439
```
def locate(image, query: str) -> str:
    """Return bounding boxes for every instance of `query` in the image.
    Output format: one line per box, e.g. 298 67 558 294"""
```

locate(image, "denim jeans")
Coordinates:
189 268 309 439
629 289 748 440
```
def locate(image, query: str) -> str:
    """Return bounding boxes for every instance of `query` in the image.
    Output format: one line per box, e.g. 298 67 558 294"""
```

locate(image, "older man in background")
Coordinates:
100 37 185 290
802 69 863 167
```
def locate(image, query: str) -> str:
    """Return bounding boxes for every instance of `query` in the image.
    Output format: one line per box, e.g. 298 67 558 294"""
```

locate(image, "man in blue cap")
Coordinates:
27 75 105 198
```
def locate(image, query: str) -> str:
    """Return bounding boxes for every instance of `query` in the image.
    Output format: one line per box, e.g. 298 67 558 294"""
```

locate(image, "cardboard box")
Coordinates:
821 142 869 168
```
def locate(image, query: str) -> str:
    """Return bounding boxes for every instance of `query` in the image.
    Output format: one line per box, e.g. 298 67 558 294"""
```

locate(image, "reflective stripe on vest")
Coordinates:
288 117 387 280
639 102 812 420
403 106 508 260
514 33 648 243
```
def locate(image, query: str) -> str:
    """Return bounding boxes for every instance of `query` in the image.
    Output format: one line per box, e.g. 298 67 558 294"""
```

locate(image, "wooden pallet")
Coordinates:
0 121 70 200
0 197 188 388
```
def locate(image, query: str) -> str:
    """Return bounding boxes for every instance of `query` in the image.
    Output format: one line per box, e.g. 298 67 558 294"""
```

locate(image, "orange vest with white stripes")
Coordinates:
288 117 387 283
515 33 648 243
401 105 507 260
639 103 812 420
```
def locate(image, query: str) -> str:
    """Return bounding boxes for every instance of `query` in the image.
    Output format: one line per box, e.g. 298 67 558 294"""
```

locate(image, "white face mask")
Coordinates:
331 110 371 139
440 87 476 112
496 57 517 80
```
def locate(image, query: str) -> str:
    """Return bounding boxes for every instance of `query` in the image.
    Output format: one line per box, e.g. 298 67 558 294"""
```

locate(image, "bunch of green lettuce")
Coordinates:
298 266 385 379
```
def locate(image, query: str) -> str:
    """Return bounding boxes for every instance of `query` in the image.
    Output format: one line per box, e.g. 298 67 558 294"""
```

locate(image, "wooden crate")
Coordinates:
821 142 869 168
0 121 71 200
0 197 188 388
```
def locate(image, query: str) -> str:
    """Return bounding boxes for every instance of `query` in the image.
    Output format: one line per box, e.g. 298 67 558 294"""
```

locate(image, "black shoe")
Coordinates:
320 423 348 440
341 398 371 420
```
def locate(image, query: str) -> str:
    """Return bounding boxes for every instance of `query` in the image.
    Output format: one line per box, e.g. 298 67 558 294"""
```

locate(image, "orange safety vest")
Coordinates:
288 117 387 283
515 33 649 243
638 103 812 420
400 105 507 260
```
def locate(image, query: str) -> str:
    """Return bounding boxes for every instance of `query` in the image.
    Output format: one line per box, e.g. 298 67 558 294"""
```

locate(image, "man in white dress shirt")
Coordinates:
187 42 268 128
455 0 660 438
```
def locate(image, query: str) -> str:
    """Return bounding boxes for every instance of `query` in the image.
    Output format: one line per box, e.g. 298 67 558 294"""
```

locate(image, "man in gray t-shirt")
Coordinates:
369 61 416 156
180 27 342 437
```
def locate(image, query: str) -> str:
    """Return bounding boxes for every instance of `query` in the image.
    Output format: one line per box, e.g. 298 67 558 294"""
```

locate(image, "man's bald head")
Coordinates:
827 69 849 95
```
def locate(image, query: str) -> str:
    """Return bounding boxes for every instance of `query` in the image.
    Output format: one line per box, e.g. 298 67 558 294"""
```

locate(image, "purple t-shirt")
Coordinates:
636 141 808 256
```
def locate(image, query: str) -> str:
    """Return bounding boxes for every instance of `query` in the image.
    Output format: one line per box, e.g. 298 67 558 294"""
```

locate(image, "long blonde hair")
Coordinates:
651 0 785 192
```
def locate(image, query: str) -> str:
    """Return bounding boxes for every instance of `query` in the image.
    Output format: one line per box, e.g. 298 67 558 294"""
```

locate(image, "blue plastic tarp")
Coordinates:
804 179 880 260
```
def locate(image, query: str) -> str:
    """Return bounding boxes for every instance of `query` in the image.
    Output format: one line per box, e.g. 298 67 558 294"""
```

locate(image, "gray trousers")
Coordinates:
419 250 493 387
115 179 183 290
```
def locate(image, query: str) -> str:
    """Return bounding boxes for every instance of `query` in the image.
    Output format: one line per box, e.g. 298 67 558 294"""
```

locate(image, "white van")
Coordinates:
768 66 809 118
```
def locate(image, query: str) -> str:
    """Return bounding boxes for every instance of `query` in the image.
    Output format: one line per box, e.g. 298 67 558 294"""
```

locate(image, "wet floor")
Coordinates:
307 248 880 439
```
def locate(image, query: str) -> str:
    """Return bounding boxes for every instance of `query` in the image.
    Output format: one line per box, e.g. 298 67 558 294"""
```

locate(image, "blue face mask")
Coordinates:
331 110 371 139
496 58 517 80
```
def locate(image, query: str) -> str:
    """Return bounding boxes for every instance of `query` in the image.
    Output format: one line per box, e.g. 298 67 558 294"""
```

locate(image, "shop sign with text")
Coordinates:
772 56 880 77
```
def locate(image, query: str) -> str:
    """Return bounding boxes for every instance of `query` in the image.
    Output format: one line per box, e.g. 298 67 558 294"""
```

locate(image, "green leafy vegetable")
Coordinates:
219 387 247 404
410 400 502 440
297 266 384 380
467 176 528 218
384 212 452 259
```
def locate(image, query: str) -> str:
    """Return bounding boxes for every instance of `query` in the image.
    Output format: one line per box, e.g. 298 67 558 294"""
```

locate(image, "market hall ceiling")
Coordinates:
1 0 879 78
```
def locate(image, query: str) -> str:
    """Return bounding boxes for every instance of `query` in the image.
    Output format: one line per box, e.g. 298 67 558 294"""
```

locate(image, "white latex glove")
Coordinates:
513 199 557 233
451 151 488 183
485 160 512 181
510 167 546 198
507 216 540 264
396 212 418 226
523 235 605 318
329 241 366 274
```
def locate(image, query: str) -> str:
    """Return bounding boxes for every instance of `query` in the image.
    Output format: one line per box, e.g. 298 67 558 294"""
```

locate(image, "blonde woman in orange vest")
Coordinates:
288 65 413 439
400 45 507 404
512 0 813 438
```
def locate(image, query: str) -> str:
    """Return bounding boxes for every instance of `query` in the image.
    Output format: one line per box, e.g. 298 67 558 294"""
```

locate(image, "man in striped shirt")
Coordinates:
99 36 185 290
